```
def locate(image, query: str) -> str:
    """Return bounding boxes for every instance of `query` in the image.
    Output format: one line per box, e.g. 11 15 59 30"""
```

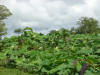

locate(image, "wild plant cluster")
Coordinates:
0 27 100 75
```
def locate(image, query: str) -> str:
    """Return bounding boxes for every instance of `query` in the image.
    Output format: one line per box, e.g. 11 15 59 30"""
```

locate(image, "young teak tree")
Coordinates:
0 5 12 40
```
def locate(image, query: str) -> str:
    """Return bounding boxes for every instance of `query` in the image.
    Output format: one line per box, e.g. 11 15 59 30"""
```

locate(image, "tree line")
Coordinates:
0 5 100 40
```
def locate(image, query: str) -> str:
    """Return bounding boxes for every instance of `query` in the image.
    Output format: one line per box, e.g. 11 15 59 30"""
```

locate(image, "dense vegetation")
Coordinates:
0 5 12 40
0 5 100 75
71 17 100 34
0 27 100 75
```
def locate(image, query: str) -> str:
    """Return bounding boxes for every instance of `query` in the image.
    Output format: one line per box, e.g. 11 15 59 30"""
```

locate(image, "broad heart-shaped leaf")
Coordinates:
85 70 94 75
76 49 92 55
58 69 71 75
48 64 67 74
85 56 100 64
41 67 49 73
96 49 100 53
94 71 100 75
76 62 82 72
0 53 6 60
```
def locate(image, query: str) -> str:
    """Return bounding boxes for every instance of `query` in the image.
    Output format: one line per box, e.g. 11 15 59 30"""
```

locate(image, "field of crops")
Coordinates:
0 27 100 75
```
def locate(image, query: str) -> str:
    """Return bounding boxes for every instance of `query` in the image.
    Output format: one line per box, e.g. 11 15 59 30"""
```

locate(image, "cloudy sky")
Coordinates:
1 0 100 35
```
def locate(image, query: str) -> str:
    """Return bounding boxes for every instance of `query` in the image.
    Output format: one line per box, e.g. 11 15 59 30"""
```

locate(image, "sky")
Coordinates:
1 0 100 36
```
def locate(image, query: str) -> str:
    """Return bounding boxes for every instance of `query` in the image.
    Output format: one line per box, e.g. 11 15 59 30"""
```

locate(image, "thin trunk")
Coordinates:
79 63 89 75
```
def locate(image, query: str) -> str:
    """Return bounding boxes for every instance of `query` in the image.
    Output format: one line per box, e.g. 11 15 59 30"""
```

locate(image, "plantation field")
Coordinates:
0 27 100 75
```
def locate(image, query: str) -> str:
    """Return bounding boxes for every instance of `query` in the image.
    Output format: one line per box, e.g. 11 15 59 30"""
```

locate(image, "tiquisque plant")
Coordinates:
0 27 100 75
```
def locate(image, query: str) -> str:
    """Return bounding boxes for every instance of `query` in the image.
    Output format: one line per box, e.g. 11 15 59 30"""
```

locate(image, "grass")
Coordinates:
0 67 33 75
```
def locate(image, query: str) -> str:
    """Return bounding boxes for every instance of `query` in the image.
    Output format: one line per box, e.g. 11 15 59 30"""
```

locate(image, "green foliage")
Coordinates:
14 28 22 34
0 20 7 36
74 17 100 34
0 27 100 75
0 5 12 40
0 5 12 20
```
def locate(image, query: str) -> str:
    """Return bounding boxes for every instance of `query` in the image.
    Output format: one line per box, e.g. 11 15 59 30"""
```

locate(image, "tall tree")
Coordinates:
75 17 100 34
0 5 12 40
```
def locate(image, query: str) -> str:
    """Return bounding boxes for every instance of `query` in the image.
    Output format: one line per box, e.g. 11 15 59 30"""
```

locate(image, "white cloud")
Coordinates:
2 0 100 35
